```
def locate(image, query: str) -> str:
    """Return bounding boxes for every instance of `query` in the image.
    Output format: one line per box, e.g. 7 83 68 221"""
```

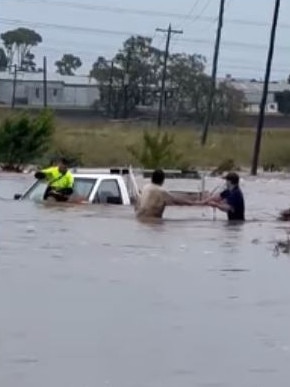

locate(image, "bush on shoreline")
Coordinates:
1 112 290 171
0 110 54 172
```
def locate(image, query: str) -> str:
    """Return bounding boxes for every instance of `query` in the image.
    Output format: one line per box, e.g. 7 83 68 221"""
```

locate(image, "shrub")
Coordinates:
128 130 181 169
0 110 54 171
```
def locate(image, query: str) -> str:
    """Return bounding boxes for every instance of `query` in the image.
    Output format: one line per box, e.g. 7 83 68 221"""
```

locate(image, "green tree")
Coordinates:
90 35 244 124
91 36 163 117
114 36 163 91
55 54 82 75
0 110 54 171
90 56 122 84
90 56 123 116
0 48 8 70
167 54 244 124
1 28 42 70
114 36 163 113
167 53 208 122
21 51 37 72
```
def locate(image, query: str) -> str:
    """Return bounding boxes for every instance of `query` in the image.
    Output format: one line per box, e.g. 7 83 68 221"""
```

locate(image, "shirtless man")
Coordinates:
135 169 202 219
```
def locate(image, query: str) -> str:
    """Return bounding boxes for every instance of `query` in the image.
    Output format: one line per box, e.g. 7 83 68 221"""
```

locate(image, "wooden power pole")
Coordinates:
156 24 183 128
123 43 134 119
251 0 281 176
11 65 17 109
108 60 114 116
201 0 226 146
43 56 48 108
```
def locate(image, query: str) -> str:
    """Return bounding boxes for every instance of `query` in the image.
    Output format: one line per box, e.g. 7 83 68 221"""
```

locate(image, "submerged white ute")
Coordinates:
14 167 138 205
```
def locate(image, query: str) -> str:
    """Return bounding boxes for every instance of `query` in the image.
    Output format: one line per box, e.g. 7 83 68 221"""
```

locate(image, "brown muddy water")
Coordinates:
1 173 290 387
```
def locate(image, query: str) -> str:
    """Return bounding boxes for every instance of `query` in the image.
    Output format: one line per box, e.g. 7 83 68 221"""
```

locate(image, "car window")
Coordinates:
94 179 122 204
23 177 97 201
71 178 97 200
23 180 48 201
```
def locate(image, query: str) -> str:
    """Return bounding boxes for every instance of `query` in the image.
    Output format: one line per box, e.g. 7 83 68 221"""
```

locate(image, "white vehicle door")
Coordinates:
90 178 123 204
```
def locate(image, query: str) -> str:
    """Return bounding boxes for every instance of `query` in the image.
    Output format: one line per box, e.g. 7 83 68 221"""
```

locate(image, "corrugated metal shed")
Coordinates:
0 71 98 86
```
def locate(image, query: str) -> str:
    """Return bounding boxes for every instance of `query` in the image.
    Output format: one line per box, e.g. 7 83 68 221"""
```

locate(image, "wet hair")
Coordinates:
152 169 165 185
59 157 69 166
224 172 239 185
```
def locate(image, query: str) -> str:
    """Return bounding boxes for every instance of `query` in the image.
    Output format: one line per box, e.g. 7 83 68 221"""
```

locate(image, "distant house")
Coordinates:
222 77 290 115
0 71 100 109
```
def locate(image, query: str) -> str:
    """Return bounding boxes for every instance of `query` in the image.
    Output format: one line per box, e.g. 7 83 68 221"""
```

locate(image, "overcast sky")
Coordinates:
1 0 290 80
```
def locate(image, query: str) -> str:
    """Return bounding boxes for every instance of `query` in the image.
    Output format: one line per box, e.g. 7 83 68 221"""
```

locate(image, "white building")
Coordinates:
221 77 290 114
0 71 100 109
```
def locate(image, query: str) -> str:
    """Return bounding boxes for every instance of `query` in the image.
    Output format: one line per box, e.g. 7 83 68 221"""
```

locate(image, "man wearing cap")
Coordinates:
205 172 245 221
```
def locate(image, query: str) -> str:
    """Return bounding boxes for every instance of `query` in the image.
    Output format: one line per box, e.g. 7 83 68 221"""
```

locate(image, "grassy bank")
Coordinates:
51 121 290 169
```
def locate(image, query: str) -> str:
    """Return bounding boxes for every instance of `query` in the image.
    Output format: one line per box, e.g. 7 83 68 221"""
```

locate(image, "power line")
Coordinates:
172 0 202 49
1 17 290 53
172 0 213 51
4 0 220 21
34 46 114 59
176 0 213 28
179 37 290 51
176 0 202 28
0 17 137 37
35 36 290 68
4 0 290 30
191 0 214 22
37 45 290 74
33 41 290 70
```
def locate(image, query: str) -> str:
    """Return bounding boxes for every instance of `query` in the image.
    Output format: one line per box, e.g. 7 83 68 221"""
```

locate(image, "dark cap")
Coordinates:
223 172 240 185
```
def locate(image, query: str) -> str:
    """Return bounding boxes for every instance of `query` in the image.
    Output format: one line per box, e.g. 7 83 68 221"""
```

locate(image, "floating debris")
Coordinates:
278 209 290 221
251 238 260 245
274 232 290 256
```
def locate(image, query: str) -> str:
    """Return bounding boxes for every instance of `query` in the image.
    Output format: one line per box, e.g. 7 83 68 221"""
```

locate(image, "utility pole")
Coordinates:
108 60 114 117
123 43 133 119
156 24 183 128
11 64 17 109
43 56 48 108
201 0 226 146
251 0 281 176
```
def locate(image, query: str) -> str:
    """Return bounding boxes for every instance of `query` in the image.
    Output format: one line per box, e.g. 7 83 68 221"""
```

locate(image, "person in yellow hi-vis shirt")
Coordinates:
35 158 74 202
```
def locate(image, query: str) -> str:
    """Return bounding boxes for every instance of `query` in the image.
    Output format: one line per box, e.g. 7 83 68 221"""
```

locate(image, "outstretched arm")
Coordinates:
202 193 223 205
35 167 54 180
166 193 208 207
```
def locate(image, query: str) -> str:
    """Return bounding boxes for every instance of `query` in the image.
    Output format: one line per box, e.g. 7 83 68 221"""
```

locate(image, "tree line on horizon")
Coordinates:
0 26 248 123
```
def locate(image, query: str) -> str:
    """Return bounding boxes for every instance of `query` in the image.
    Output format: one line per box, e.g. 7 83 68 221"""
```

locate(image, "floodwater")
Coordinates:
1 173 290 387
